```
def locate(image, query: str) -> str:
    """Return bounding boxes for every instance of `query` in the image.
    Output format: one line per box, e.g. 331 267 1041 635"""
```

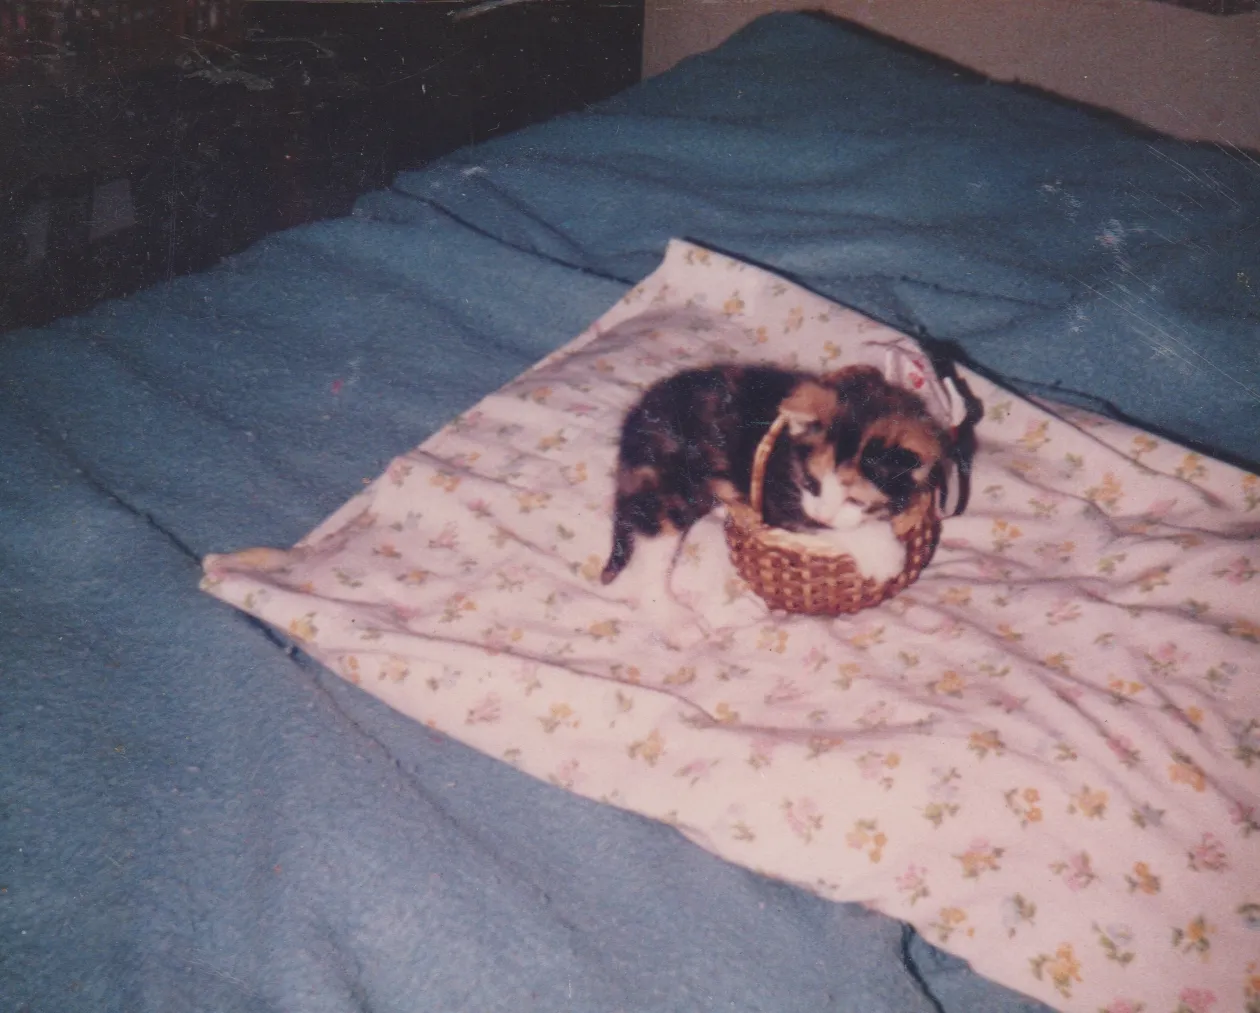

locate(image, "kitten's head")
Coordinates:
841 414 943 516
807 365 946 522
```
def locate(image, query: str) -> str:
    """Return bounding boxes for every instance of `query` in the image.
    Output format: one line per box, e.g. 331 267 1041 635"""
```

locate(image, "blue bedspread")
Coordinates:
3 14 1255 1012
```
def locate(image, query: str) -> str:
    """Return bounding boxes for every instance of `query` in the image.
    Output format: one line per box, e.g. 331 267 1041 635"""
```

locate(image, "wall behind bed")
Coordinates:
643 0 1260 152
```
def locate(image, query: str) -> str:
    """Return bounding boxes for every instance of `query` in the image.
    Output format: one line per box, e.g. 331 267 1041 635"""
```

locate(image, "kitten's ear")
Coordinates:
780 381 838 438
822 364 884 394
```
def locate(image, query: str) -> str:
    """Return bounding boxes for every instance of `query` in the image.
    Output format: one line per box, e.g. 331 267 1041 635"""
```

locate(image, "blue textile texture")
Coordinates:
4 12 1256 1013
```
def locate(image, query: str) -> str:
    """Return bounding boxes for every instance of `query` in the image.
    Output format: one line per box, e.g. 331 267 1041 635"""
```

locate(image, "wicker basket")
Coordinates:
724 413 941 616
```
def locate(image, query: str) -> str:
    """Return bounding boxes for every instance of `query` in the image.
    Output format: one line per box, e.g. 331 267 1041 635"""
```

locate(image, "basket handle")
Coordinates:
749 413 791 521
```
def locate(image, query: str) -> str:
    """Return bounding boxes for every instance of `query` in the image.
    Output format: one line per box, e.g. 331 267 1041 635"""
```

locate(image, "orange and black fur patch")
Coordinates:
824 364 947 516
600 363 947 585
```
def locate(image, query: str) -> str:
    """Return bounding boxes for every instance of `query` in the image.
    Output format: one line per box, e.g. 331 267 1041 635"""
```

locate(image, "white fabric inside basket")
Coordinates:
203 240 1260 1013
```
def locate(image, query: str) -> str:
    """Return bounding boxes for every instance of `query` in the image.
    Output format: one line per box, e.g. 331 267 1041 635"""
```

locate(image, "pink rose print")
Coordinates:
988 689 1026 714
858 701 895 730
896 864 927 894
1214 556 1257 584
783 797 824 843
763 677 806 706
428 523 459 551
465 693 501 724
1228 799 1260 835
974 556 1009 581
1046 599 1082 625
928 767 961 803
1105 734 1141 768
1100 1000 1143 1013
674 758 719 787
930 617 965 641
1054 684 1085 705
895 865 929 904
1176 987 1217 1013
748 737 779 770
1052 851 1097 891
1187 832 1229 872
1145 641 1189 675
550 758 583 790
1143 498 1177 520
390 603 426 623
857 752 891 782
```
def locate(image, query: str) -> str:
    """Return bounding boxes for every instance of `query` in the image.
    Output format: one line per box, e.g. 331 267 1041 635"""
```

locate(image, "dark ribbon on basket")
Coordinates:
938 370 984 519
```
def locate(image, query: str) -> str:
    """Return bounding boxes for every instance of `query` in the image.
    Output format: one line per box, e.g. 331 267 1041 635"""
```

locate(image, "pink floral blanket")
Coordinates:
202 240 1260 1013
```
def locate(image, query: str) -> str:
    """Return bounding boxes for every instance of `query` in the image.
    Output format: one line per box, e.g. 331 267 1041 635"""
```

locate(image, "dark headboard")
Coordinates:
0 0 645 332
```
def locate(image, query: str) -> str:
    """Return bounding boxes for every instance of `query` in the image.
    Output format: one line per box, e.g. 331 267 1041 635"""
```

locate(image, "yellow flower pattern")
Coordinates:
202 240 1259 1013
1030 943 1083 999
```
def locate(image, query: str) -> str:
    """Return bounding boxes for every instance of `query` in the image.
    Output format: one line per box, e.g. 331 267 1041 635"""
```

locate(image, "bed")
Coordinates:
4 13 1257 1013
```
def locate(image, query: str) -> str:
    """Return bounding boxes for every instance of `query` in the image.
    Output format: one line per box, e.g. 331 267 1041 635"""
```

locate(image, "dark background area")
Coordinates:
0 0 645 333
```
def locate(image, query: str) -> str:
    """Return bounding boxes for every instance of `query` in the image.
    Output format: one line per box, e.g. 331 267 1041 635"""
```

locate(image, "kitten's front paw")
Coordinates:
846 525 905 584
827 498 867 531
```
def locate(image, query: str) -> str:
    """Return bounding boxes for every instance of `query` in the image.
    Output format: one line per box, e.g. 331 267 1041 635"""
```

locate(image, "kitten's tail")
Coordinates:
600 512 636 585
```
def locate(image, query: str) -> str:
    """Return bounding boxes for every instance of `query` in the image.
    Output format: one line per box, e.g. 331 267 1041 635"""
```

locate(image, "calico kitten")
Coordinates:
600 363 946 588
